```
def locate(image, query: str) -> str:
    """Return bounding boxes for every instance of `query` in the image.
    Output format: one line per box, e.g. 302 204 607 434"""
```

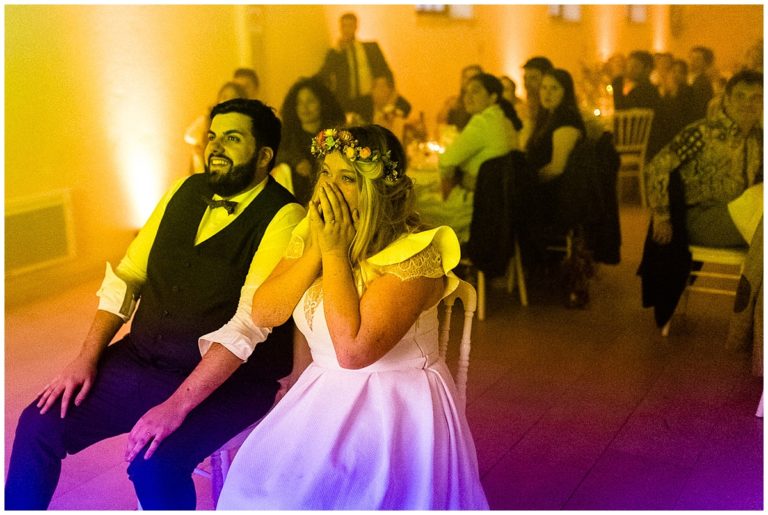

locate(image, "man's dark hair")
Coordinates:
233 68 260 89
522 56 554 73
629 50 655 72
691 46 715 66
725 69 763 96
341 12 357 23
210 98 281 171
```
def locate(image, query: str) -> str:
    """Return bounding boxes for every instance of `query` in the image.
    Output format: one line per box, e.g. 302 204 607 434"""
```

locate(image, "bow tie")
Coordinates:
202 196 238 215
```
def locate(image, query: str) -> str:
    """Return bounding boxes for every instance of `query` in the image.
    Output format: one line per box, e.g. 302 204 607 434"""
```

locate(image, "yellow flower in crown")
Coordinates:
310 128 402 183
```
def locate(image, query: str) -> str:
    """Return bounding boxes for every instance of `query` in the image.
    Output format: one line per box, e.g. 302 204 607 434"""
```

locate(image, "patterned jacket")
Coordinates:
647 105 762 222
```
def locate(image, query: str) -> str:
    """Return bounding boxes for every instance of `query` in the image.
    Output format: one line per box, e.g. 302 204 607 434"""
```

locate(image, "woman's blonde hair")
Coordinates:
315 125 422 264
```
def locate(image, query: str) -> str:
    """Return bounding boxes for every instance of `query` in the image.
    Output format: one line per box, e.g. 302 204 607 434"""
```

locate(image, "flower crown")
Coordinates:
310 128 401 183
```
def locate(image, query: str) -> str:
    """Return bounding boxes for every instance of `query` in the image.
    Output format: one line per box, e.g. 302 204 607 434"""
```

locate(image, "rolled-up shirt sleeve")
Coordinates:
198 202 306 361
97 178 186 320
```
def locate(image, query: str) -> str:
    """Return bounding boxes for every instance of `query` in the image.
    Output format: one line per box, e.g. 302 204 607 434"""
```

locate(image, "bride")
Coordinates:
216 125 488 510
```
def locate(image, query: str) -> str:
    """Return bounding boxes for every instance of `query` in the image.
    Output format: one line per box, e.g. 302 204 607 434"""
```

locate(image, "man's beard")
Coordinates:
205 154 260 197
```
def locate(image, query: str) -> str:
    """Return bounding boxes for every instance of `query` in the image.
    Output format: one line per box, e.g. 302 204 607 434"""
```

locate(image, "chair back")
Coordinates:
438 279 477 409
612 108 655 159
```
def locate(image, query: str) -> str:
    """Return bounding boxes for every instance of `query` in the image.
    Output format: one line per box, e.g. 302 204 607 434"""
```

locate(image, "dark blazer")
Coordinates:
318 41 391 108
637 168 697 327
347 94 412 123
467 151 529 278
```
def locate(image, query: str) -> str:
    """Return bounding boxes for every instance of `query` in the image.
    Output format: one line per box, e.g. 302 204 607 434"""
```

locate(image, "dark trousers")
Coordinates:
5 337 277 510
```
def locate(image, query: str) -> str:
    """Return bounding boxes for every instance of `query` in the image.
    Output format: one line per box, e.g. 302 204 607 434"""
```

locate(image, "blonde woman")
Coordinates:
217 125 488 510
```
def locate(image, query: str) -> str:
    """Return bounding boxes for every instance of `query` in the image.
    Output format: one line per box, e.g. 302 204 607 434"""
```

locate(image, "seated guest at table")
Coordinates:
651 52 674 96
647 69 763 248
216 125 488 510
347 70 411 136
437 64 483 131
424 73 520 242
520 56 554 148
277 76 346 204
612 50 664 159
688 46 716 121
526 68 586 227
657 59 696 147
500 75 525 112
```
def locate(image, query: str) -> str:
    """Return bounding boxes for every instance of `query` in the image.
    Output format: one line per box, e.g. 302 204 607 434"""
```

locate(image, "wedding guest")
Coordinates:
688 46 716 120
424 73 520 243
184 81 247 174
317 12 391 109
520 56 554 147
612 50 663 159
500 74 525 111
437 63 483 131
277 76 346 204
647 70 763 248
347 70 411 137
526 68 586 218
657 59 696 147
525 68 591 306
233 68 260 99
216 125 488 510
651 52 674 96
5 99 305 510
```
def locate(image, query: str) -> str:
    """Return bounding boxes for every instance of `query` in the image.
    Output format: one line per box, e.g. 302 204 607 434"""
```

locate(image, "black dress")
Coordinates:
525 108 586 230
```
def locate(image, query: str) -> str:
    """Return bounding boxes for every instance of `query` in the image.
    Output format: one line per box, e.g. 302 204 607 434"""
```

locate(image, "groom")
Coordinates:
5 98 305 509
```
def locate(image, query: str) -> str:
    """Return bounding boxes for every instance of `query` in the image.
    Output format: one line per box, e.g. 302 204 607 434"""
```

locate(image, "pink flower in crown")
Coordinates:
358 147 372 159
344 145 357 160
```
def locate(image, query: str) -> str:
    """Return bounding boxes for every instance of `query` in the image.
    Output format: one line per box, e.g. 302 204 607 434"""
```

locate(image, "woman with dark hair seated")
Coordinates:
277 76 346 204
422 73 521 243
525 68 591 306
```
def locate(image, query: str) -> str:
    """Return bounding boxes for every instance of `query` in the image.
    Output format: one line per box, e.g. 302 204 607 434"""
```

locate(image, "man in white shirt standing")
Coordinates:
318 12 392 110
5 99 305 510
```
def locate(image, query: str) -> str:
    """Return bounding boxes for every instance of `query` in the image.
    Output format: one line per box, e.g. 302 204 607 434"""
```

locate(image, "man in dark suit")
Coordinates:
612 50 664 159
318 12 391 110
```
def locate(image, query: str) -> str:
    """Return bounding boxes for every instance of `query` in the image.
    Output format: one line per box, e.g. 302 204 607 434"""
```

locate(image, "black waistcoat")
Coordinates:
130 174 296 381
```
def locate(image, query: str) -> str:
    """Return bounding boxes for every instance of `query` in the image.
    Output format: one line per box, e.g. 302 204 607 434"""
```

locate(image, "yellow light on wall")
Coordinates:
90 6 172 228
652 5 670 52
595 6 618 61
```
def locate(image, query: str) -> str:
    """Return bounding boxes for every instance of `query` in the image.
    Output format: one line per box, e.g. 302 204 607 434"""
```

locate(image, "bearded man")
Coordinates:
5 99 304 510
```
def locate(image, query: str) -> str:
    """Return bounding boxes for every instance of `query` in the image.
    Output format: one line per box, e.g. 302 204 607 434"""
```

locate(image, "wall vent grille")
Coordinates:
5 189 76 276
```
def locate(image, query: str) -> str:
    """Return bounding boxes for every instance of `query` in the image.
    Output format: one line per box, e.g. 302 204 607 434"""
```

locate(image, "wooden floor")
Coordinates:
4 204 763 510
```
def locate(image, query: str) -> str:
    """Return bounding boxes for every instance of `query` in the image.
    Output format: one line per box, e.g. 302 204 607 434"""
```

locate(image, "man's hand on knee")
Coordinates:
36 354 98 418
125 400 187 462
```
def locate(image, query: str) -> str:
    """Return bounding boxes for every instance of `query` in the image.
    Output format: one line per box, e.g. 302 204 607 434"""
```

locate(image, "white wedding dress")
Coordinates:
217 224 488 510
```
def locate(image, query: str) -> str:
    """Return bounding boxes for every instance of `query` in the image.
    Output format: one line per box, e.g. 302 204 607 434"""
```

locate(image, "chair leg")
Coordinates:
513 241 528 307
506 258 516 294
477 270 486 321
